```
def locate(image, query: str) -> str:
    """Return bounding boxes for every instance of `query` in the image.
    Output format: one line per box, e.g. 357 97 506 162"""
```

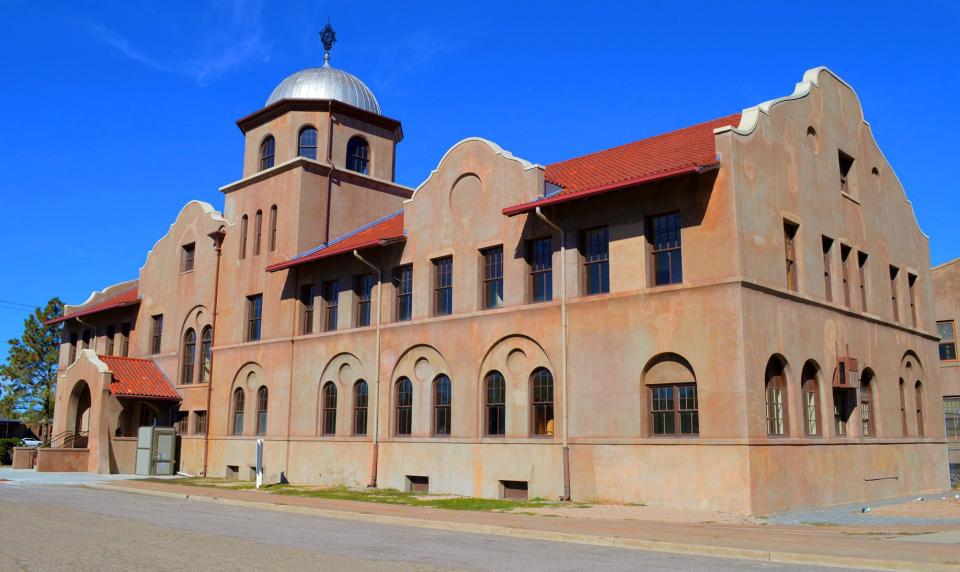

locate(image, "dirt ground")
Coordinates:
523 503 762 524
867 495 960 519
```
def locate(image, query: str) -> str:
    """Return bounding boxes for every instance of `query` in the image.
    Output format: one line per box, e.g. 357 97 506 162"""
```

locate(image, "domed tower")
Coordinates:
222 24 411 260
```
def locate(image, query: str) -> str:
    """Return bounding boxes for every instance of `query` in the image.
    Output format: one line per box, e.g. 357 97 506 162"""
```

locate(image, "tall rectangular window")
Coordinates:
840 244 852 307
194 411 207 435
528 238 552 303
253 210 263 256
239 215 248 260
150 315 163 354
355 273 373 327
650 213 682 286
582 226 610 294
889 265 900 322
120 322 130 356
822 236 833 302
481 246 503 310
433 256 453 316
322 280 339 331
838 150 854 193
246 295 262 342
907 273 918 327
650 385 698 436
300 284 315 335
68 332 78 363
268 205 277 252
944 397 960 438
939 321 957 361
858 251 869 311
81 329 91 351
393 265 412 322
181 242 195 272
105 324 115 356
783 220 799 292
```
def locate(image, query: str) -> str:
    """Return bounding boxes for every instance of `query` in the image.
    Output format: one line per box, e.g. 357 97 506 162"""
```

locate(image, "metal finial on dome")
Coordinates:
320 22 337 67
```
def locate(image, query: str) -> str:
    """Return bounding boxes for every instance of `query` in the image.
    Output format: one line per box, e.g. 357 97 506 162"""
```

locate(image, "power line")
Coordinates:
0 299 37 310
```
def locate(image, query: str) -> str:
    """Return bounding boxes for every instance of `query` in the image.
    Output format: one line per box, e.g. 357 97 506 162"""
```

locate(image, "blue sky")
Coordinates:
0 0 958 356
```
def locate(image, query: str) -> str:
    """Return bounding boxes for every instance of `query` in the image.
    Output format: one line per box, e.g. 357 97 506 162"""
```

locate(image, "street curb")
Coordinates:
85 483 957 571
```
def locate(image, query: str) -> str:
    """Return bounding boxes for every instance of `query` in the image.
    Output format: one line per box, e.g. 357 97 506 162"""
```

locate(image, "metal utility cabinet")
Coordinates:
135 426 176 476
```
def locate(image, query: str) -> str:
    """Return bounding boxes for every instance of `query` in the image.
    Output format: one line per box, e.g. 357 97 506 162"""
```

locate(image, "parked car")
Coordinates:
19 437 42 448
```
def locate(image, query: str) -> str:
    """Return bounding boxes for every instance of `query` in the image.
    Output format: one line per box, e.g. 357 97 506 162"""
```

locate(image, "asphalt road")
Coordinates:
0 484 847 571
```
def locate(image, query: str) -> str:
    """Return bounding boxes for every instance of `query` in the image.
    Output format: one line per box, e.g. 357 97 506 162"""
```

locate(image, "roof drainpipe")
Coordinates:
201 226 226 478
353 249 382 488
535 207 570 501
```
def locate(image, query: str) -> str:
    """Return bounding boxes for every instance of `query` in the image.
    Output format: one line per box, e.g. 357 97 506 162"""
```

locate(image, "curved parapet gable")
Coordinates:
716 66 927 240
139 200 227 274
64 279 139 315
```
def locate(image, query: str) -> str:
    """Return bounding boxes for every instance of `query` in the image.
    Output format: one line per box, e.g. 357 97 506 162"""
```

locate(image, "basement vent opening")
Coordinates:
406 475 429 493
499 480 529 500
225 465 239 479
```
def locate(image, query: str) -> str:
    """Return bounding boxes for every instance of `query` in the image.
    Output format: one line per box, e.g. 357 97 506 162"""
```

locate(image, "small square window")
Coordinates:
838 150 855 193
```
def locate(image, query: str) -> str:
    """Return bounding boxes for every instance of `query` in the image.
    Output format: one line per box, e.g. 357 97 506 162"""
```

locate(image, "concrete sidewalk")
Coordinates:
0 467 149 486
97 480 960 571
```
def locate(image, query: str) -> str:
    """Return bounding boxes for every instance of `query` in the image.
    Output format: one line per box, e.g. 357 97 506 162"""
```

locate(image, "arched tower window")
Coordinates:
530 368 554 437
239 215 248 260
433 375 452 436
259 135 275 170
254 210 263 256
268 205 278 252
353 380 368 436
256 386 268 436
484 371 505 436
231 388 245 436
199 326 213 384
322 382 337 436
298 127 318 160
764 356 788 436
395 377 412 436
181 329 196 385
346 136 369 174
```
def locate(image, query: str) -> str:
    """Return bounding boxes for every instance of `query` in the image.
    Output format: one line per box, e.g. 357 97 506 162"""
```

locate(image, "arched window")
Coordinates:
433 375 451 436
239 215 248 260
298 126 318 160
353 380 368 436
915 381 924 436
181 329 196 385
899 378 908 436
484 371 506 436
268 205 278 252
644 354 698 436
321 382 337 435
199 326 213 384
259 135 275 170
346 136 369 174
765 356 788 436
232 388 245 435
801 361 821 437
254 210 263 256
256 386 268 436
530 368 554 437
860 370 875 437
395 377 412 436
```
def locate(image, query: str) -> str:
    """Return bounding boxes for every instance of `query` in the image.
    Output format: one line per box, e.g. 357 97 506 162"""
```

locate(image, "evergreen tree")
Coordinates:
0 298 62 422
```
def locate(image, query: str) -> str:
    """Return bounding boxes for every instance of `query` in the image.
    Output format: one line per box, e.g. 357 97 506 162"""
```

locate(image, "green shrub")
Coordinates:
0 437 20 465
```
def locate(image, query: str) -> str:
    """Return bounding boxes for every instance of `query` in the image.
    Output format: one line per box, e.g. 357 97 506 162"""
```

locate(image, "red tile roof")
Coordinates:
46 284 140 325
99 355 180 401
503 114 742 215
266 210 405 272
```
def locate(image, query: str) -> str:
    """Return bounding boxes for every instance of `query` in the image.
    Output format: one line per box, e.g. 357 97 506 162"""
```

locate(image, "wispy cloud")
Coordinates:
372 30 455 94
84 0 272 84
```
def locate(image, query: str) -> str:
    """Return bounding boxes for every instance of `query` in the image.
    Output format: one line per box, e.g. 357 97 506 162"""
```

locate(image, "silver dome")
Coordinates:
266 63 381 114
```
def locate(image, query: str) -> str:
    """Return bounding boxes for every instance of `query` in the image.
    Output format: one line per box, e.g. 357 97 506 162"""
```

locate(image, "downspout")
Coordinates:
201 226 225 477
353 249 382 487
535 207 570 501
324 111 336 244
283 265 300 481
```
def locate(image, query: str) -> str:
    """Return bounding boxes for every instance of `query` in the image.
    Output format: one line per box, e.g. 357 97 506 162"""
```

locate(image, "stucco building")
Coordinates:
933 258 960 483
45 39 949 513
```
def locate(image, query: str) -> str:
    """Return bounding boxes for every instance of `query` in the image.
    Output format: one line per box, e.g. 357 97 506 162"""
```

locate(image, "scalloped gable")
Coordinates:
715 66 928 240
139 200 226 275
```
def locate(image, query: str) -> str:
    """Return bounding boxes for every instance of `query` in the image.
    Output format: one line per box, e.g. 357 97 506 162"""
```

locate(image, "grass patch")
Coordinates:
141 477 585 512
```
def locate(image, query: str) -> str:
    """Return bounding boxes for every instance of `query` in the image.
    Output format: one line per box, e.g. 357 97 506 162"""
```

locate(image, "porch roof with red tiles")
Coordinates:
99 355 180 401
